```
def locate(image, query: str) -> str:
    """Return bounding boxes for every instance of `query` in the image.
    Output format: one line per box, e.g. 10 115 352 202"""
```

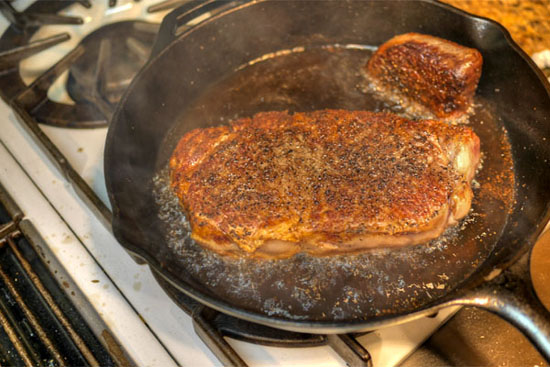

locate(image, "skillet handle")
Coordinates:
448 252 550 362
151 0 249 58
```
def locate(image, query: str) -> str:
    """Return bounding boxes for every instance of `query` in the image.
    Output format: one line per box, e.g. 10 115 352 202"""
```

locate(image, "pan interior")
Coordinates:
151 45 515 323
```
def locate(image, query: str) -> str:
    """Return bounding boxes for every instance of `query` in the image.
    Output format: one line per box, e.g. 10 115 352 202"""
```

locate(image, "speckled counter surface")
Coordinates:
442 0 550 56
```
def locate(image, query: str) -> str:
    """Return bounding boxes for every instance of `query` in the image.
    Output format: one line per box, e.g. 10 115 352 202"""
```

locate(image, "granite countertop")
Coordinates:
442 0 550 56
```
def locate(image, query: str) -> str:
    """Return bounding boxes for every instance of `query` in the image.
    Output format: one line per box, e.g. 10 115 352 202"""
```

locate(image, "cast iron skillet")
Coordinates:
105 0 550 359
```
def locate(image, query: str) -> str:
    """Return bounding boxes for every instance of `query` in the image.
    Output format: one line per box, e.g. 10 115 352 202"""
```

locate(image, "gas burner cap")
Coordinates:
66 20 158 118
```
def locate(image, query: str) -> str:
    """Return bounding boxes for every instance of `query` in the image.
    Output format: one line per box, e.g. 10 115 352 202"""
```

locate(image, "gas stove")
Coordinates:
0 1 544 366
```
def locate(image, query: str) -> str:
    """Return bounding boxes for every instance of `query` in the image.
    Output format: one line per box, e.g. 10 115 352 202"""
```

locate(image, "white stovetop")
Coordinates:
0 1 459 366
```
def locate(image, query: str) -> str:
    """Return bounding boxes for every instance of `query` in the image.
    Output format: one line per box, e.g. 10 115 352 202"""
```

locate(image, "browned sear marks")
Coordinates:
170 110 480 259
366 33 483 119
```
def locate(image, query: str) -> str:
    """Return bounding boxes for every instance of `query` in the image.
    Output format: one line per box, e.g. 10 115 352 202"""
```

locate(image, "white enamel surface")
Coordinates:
0 136 178 367
0 1 465 366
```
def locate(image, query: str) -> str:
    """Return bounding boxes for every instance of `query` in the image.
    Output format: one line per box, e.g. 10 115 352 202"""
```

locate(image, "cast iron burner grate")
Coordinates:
66 20 158 120
0 0 181 128
154 273 372 367
0 0 107 128
0 2 374 366
0 184 117 367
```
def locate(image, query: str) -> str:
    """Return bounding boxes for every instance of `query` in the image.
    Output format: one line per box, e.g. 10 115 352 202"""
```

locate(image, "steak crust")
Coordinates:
170 110 480 258
366 33 483 119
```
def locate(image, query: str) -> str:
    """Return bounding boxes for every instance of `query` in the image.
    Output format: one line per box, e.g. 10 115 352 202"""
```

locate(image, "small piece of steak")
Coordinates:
170 110 480 259
366 33 483 119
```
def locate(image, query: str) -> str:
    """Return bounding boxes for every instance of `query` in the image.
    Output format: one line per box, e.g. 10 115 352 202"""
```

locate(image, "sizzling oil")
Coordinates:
153 46 515 322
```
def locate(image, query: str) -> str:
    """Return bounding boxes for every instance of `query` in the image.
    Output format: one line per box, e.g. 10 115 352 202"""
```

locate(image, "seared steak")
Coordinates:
366 33 483 119
170 110 480 258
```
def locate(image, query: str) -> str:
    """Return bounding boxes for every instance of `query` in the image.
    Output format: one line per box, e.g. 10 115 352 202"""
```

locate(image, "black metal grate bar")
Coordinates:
91 39 115 119
66 20 157 108
327 334 373 367
76 0 93 9
126 36 151 63
0 1 162 129
0 304 34 367
13 45 86 111
147 0 191 13
155 272 373 367
0 221 17 239
0 313 28 367
0 266 65 365
0 33 70 74
132 20 160 34
5 236 101 366
0 0 120 128
0 1 83 31
12 43 107 127
193 312 248 367
0 268 59 366
18 220 127 366
193 304 373 367
0 183 117 367
0 1 79 104
0 184 21 223
109 0 143 9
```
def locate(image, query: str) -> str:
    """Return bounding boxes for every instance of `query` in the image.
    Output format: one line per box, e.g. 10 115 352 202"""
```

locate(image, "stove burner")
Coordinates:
66 21 158 120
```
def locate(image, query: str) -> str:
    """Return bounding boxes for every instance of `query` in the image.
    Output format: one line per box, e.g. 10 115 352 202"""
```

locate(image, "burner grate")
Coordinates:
66 20 158 119
147 0 190 13
0 0 156 128
155 273 373 367
0 1 91 121
0 186 116 367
